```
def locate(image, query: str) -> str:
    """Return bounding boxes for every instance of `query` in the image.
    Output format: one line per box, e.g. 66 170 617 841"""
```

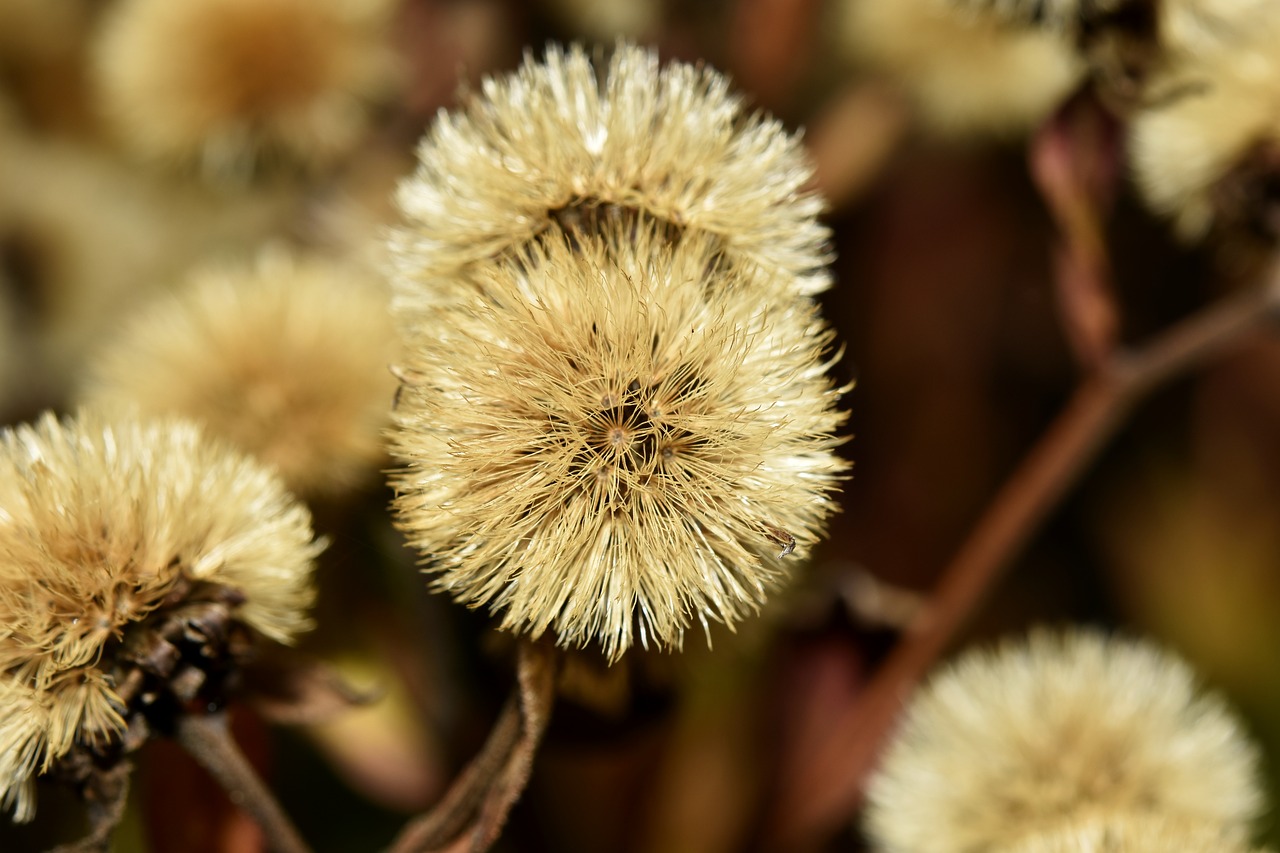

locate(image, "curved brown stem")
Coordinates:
387 639 559 853
47 761 132 853
765 260 1280 851
175 712 311 853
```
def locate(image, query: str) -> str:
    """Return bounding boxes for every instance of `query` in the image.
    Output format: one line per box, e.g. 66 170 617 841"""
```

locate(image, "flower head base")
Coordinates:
390 42 831 301
390 224 847 660
82 248 398 499
865 629 1263 853
0 410 323 821
93 0 397 179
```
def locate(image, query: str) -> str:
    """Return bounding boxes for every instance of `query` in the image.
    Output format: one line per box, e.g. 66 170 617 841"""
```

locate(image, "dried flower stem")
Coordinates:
48 762 132 853
175 712 311 853
387 640 558 853
767 259 1280 851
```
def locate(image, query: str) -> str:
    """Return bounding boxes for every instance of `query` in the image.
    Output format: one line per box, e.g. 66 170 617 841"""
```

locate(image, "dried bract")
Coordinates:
390 224 847 660
865 629 1263 853
82 249 398 499
0 410 323 821
93 0 398 179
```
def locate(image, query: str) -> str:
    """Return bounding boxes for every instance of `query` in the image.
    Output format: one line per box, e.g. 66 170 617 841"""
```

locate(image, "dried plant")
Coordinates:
92 0 398 179
0 409 322 824
390 42 831 301
81 248 398 500
390 223 848 661
1129 39 1280 242
864 629 1263 853
839 0 1083 135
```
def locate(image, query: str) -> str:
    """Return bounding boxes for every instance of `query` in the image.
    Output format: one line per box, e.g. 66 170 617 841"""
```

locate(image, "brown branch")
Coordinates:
387 639 559 853
48 761 133 853
765 260 1280 851
175 712 311 853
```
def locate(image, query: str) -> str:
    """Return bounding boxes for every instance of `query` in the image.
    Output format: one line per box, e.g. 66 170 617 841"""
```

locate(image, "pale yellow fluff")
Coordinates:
1001 815 1270 853
1129 38 1280 239
82 248 398 499
865 629 1263 853
0 410 323 821
93 0 398 179
389 223 848 661
840 0 1083 136
390 42 832 303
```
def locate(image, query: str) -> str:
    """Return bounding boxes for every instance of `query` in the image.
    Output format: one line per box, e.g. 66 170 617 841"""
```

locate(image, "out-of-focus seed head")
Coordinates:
840 0 1083 136
81 248 398 500
93 0 398 180
865 629 1263 853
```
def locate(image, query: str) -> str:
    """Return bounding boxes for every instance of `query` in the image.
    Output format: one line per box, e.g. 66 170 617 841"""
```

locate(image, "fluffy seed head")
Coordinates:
389 223 848 661
1130 43 1280 240
0 409 323 820
93 0 397 178
81 249 398 499
840 0 1082 136
865 629 1263 853
390 42 831 300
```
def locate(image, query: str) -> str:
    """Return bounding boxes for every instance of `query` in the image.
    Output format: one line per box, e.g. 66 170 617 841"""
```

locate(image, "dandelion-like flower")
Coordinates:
389 223 848 661
864 629 1263 853
0 410 323 821
948 0 1279 101
81 249 398 499
390 42 831 301
839 0 1082 136
93 0 397 178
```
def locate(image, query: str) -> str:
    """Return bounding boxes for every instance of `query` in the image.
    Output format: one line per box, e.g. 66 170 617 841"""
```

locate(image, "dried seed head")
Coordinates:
81 248 398 499
948 0 1279 103
0 410 323 821
1129 43 1280 241
390 42 831 301
841 0 1083 136
93 0 398 179
390 224 848 661
865 629 1263 853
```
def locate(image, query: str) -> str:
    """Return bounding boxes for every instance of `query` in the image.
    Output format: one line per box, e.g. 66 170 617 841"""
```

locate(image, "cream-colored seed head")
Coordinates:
952 0 1276 56
390 224 848 661
865 629 1263 853
82 249 398 499
1129 36 1280 240
1001 815 1271 853
391 42 831 301
0 410 323 821
93 0 397 178
840 0 1082 136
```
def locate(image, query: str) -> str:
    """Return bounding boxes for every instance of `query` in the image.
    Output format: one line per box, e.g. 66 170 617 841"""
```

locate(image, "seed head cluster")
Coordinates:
864 629 1264 853
0 410 322 821
389 44 849 661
